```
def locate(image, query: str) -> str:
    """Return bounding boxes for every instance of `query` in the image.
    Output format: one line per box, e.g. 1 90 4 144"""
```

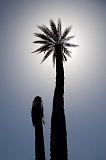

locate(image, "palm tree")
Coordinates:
32 19 78 160
31 96 46 160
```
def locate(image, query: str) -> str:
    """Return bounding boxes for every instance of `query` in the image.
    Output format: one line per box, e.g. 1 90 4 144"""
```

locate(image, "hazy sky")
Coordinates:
0 0 106 160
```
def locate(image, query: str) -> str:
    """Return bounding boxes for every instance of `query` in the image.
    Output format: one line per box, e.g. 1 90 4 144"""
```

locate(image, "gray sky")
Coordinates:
0 0 106 160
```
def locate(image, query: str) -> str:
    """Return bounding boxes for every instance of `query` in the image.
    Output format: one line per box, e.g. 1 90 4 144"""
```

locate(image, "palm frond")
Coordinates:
33 40 50 44
50 19 58 40
63 35 75 42
32 44 52 53
63 54 67 61
63 47 72 57
34 33 54 43
41 49 53 63
52 50 56 66
61 26 72 40
64 43 79 47
37 25 55 41
57 18 62 39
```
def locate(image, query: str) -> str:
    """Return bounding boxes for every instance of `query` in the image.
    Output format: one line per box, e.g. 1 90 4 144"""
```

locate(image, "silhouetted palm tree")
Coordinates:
32 19 78 160
31 96 46 160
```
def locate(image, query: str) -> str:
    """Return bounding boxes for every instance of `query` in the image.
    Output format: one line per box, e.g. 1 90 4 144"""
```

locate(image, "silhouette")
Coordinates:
31 96 46 160
32 19 78 160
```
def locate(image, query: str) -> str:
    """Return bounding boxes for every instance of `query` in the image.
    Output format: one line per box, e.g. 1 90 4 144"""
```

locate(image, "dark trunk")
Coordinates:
50 45 68 160
31 97 46 160
35 117 45 160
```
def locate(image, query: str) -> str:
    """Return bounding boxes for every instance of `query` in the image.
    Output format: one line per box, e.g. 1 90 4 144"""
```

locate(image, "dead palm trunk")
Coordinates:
31 96 46 160
50 45 68 160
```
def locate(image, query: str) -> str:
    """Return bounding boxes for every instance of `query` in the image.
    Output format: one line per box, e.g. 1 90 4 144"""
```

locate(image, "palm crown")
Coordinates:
32 19 78 65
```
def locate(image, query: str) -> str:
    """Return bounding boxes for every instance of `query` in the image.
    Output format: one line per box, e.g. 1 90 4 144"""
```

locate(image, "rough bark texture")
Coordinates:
50 45 68 160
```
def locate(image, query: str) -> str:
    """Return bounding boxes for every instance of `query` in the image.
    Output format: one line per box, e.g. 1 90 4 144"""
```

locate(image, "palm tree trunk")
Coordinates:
35 118 45 160
50 45 68 160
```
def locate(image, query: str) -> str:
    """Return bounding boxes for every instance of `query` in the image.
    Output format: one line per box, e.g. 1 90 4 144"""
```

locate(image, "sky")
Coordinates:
0 0 106 160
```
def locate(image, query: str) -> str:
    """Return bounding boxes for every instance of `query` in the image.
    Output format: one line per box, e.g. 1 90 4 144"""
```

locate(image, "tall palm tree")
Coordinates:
31 96 46 160
32 19 78 160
